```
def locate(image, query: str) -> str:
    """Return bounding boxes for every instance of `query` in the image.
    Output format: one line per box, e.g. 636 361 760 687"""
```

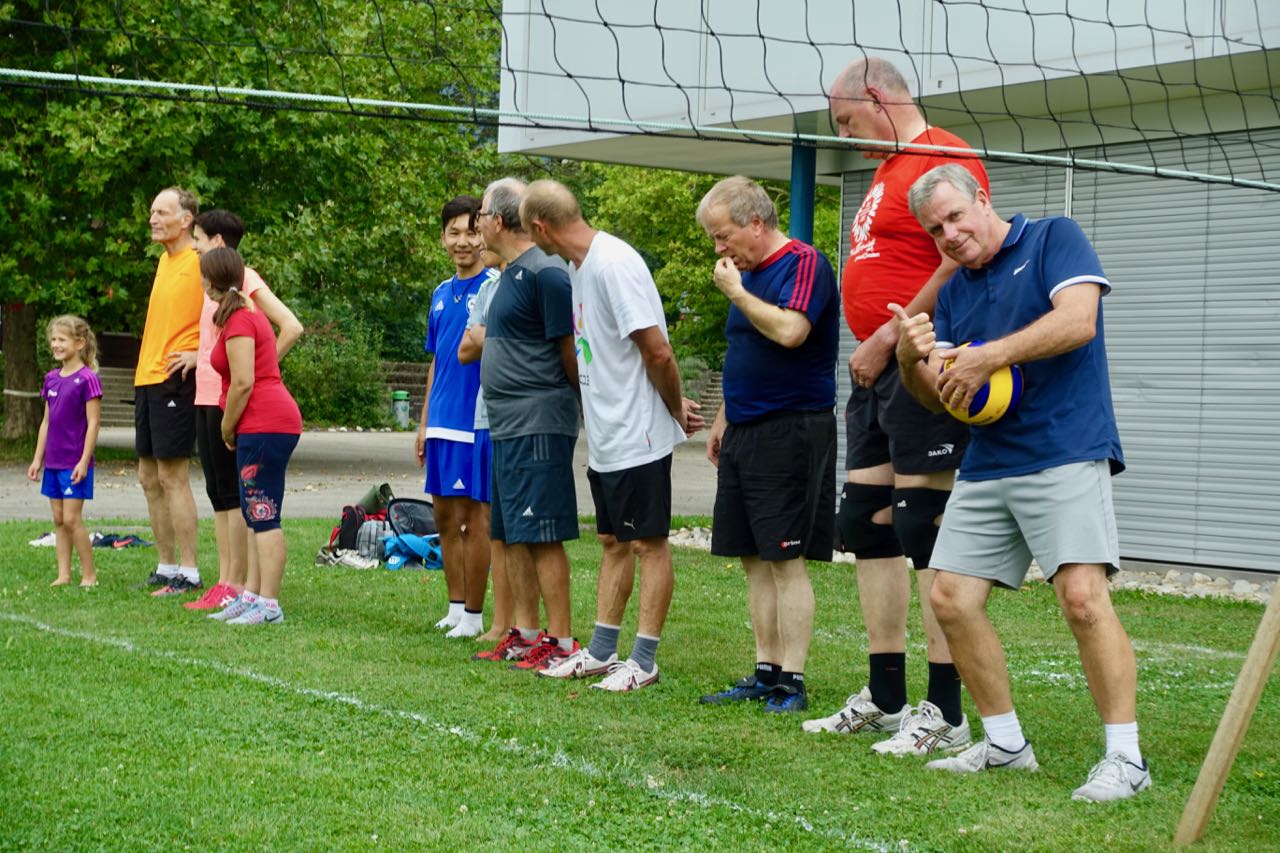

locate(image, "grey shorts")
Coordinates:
931 460 1120 589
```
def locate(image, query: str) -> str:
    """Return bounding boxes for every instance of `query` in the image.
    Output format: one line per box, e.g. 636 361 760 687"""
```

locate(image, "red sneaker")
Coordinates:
511 637 580 672
473 629 541 662
184 583 236 610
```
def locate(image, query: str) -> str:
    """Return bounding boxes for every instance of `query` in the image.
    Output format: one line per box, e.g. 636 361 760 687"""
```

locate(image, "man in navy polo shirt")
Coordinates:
891 163 1148 802
695 176 840 714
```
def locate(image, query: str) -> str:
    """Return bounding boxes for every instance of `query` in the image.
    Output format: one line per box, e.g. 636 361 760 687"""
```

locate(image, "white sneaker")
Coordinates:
208 595 251 621
336 550 379 570
1071 752 1151 802
927 738 1038 773
590 659 660 692
29 532 56 547
801 686 910 734
226 602 284 625
872 700 972 756
538 647 617 679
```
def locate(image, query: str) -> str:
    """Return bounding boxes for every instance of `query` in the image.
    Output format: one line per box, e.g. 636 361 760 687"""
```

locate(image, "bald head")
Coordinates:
520 179 583 231
830 56 912 102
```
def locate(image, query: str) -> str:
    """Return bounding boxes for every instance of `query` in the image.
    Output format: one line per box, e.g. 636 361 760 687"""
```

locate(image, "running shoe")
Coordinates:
511 637 579 672
1071 752 1150 802
801 686 910 734
591 659 660 692
926 738 1039 773
145 570 176 587
226 601 284 625
472 629 532 662
872 700 972 756
763 684 809 713
208 595 252 622
699 675 774 705
183 582 236 610
538 647 617 679
151 576 202 597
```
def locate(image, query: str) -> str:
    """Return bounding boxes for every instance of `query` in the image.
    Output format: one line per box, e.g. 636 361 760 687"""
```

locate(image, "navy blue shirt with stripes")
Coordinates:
721 239 840 424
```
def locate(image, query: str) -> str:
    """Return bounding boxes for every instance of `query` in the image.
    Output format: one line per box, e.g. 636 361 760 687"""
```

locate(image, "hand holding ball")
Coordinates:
939 340 1024 425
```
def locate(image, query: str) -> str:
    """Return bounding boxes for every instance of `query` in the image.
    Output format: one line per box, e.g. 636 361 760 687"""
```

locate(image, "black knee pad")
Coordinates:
835 483 902 558
891 487 951 569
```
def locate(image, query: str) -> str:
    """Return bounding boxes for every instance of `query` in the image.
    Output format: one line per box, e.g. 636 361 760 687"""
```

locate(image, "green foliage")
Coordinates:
280 318 389 427
1 516 1278 849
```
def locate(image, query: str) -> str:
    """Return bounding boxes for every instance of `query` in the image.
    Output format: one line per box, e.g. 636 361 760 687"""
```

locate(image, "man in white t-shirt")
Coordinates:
520 179 704 691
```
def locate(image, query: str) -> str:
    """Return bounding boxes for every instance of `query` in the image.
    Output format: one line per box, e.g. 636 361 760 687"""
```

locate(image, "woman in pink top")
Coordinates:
200 247 304 626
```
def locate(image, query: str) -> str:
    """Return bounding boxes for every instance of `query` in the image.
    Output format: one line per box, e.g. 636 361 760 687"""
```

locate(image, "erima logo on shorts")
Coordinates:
927 443 955 458
780 539 801 548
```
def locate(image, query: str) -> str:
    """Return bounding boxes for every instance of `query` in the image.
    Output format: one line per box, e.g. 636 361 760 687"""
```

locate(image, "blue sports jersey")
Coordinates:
934 214 1124 481
425 268 498 440
721 240 840 423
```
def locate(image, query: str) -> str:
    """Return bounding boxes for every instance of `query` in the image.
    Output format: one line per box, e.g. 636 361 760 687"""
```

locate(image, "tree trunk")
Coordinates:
2 302 41 439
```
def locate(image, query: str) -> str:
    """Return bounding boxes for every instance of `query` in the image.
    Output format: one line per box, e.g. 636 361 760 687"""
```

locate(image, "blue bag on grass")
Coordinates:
383 533 443 570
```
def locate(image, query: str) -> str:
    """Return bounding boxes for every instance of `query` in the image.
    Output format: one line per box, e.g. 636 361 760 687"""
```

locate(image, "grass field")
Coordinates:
2 518 1277 851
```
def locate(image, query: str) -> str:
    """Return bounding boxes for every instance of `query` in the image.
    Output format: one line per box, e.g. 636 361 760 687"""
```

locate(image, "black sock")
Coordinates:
926 661 964 726
778 671 806 692
868 653 908 712
755 662 781 687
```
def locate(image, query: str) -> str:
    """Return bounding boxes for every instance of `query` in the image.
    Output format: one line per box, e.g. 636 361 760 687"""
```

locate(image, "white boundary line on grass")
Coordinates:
0 611 902 852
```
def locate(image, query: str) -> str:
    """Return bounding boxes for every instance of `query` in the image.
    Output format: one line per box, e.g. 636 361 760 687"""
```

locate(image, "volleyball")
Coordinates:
940 340 1024 425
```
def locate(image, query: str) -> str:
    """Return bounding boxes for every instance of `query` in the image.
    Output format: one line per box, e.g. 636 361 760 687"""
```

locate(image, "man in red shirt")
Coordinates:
801 57 990 756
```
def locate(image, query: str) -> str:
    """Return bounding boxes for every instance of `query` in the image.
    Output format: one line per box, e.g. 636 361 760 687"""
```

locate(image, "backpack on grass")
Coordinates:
386 498 438 537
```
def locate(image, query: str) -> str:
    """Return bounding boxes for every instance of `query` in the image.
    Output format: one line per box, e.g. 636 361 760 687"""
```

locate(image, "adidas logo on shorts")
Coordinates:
521 506 535 518
453 478 466 490
166 400 177 408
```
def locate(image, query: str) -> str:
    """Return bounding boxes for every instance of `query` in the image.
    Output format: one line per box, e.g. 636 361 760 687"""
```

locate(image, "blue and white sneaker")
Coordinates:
1072 752 1151 802
208 594 251 621
226 601 284 625
926 738 1039 773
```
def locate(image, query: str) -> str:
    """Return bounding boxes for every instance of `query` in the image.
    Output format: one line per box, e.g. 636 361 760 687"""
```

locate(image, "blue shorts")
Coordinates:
490 433 579 545
42 467 93 501
236 433 299 533
425 437 475 498
471 430 492 504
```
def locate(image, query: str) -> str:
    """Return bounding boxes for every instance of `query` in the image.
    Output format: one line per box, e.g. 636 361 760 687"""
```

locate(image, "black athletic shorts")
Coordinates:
196 405 240 512
134 372 196 460
588 454 672 542
712 410 835 563
490 433 579 545
844 355 968 475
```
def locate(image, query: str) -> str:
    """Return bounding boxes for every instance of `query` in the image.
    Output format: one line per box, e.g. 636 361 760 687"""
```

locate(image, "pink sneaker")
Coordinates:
184 582 233 610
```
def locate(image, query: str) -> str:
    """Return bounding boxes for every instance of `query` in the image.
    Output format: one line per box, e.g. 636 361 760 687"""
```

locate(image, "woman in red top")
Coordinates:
200 247 303 625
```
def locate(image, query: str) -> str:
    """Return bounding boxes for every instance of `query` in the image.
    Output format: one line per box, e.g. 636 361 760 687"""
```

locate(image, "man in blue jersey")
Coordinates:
891 163 1148 802
469 177 582 672
416 195 501 637
695 176 841 713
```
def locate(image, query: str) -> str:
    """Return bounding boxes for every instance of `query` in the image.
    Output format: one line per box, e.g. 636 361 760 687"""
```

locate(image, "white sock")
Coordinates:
241 590 260 604
157 563 179 578
556 636 575 652
435 600 464 629
260 597 280 611
178 565 200 583
445 609 483 638
518 627 541 642
981 709 1026 752
1104 721 1142 765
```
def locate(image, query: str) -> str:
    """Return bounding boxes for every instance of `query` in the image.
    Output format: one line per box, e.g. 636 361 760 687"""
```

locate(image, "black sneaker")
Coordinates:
145 570 174 587
152 576 202 597
699 676 774 705
763 684 809 714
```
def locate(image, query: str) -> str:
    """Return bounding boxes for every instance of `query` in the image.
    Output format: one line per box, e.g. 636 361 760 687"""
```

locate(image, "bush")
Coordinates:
677 354 710 402
282 320 390 428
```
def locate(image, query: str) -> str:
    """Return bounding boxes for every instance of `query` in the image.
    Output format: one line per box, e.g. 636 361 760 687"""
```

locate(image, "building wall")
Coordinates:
838 129 1280 572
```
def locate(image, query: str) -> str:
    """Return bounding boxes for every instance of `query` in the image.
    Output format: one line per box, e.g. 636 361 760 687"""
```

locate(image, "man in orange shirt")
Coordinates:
802 59 989 755
135 187 204 596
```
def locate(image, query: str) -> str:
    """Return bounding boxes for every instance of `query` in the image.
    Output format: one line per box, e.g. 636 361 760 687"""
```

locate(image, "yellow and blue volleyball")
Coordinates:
940 340 1024 426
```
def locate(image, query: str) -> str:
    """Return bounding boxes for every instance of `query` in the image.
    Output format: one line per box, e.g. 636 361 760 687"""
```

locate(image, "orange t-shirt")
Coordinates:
840 127 989 341
134 245 204 386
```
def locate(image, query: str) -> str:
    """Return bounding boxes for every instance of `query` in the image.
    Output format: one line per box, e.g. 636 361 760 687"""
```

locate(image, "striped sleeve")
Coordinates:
783 243 817 312
83 369 103 400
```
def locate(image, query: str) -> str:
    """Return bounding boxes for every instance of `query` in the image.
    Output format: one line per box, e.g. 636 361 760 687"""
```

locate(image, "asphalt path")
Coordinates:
1 427 719 522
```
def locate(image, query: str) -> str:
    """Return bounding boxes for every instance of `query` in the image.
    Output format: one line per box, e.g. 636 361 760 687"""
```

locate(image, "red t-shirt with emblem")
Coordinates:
210 306 303 435
841 127 989 341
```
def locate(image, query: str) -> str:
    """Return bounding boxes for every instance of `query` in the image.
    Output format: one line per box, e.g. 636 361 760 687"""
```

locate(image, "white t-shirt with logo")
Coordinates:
571 231 685 473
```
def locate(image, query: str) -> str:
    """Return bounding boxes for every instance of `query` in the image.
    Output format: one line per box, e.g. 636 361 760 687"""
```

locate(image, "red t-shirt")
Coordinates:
841 127 989 340
210 306 302 435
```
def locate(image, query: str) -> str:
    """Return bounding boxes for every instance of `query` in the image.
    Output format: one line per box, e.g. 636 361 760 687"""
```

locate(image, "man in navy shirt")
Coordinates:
695 176 840 714
892 163 1148 802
